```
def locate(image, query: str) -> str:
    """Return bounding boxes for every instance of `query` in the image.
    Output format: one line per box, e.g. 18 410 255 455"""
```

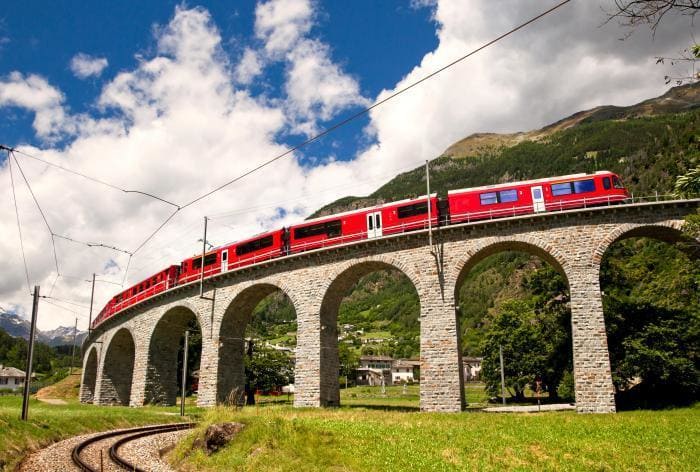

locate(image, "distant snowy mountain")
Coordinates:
0 311 86 346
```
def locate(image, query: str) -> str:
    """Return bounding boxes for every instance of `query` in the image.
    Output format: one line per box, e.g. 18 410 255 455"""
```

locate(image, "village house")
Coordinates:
0 365 26 391
355 356 420 385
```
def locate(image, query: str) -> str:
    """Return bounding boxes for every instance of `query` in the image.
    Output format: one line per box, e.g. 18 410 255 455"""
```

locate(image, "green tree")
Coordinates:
480 300 550 402
245 344 294 393
675 165 700 197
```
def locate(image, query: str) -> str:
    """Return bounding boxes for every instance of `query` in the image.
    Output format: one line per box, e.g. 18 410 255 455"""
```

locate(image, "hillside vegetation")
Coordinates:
252 83 700 405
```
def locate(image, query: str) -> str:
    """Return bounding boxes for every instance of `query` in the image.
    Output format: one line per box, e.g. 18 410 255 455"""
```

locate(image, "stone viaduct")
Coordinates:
80 200 700 413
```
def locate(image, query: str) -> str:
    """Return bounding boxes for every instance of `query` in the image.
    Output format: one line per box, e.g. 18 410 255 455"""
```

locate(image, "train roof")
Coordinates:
447 171 614 195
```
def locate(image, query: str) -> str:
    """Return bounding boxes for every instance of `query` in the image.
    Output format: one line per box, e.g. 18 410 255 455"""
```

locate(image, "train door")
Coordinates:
531 186 545 212
221 249 228 272
367 211 383 238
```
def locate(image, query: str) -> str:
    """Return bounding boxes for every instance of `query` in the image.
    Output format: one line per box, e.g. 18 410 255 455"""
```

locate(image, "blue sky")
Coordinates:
1 1 437 161
0 1 695 329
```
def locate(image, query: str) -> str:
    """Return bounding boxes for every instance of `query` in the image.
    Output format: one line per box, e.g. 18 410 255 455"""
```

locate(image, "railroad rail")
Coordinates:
71 423 194 471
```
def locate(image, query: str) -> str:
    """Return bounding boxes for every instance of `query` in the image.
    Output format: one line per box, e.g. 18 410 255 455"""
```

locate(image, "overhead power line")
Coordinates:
2 0 573 307
8 153 33 295
179 0 573 211
127 0 573 259
5 146 181 209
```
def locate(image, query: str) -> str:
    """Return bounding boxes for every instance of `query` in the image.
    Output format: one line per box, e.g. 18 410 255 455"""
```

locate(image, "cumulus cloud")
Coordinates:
0 1 694 330
70 53 109 79
252 0 370 134
235 48 263 84
255 0 314 56
0 72 69 139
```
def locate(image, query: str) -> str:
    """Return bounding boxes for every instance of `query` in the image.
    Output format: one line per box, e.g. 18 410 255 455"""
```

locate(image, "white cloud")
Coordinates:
70 53 109 79
284 39 370 131
255 0 314 57
0 1 694 331
0 72 70 139
235 48 263 84
252 0 369 134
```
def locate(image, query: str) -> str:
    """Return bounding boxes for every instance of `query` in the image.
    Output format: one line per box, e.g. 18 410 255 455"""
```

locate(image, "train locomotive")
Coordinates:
92 170 629 327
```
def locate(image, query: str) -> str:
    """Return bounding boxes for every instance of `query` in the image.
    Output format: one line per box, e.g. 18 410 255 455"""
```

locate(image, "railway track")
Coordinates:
71 423 194 471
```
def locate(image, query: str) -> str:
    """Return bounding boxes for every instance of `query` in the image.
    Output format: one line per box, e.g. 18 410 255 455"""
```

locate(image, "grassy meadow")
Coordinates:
172 403 700 471
2 378 697 471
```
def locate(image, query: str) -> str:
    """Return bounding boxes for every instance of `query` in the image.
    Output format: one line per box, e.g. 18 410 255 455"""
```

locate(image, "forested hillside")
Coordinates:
251 83 699 406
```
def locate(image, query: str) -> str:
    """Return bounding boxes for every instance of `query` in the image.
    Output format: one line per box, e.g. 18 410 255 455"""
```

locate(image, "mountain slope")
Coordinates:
311 82 700 218
0 312 86 346
259 82 700 361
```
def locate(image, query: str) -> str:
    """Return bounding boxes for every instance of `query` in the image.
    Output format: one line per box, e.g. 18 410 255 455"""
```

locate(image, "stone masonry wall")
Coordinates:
81 200 699 413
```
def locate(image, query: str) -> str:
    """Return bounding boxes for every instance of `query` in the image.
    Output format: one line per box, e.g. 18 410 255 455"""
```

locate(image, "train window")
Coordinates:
222 251 228 261
573 179 596 193
375 214 381 229
613 176 624 188
236 235 274 256
498 189 518 203
192 253 218 269
551 182 573 196
294 220 342 239
480 192 498 205
397 202 428 218
603 177 611 190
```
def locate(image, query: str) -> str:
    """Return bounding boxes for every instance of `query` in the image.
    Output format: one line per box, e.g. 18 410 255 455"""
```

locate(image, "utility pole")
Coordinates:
426 160 433 248
180 330 189 417
199 216 208 298
21 286 40 421
499 344 506 406
87 273 96 331
69 317 78 375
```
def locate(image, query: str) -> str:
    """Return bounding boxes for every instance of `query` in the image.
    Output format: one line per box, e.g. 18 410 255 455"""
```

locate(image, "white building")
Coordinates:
0 365 25 391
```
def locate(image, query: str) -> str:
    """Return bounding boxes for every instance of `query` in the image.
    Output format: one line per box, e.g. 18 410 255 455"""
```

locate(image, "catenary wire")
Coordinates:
126 0 573 260
7 152 32 295
11 152 60 274
178 0 573 211
5 1 573 312
7 146 181 209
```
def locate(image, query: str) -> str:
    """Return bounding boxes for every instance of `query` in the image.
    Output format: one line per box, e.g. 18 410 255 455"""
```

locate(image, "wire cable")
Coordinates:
54 233 133 256
7 146 181 209
123 0 573 261
11 152 61 274
8 152 33 295
179 0 573 211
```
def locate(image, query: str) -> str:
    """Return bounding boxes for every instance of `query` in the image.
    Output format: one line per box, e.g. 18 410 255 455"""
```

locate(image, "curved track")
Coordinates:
71 423 194 471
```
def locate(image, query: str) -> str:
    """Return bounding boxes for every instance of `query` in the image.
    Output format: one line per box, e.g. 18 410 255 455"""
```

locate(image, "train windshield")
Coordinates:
612 176 624 189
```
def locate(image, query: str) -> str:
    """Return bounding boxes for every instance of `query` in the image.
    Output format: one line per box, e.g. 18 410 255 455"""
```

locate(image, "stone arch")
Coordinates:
145 304 202 405
594 222 700 264
100 328 136 406
450 237 573 405
318 257 422 407
216 282 297 403
79 347 98 404
451 237 570 296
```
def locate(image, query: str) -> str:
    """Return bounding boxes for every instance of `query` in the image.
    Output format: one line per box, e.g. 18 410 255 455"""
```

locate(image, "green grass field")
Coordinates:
172 403 700 471
0 395 202 471
2 385 698 472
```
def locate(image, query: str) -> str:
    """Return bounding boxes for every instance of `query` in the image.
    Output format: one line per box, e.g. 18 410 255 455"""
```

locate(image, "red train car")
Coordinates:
379 194 439 236
288 208 369 253
448 171 628 224
91 265 179 327
228 229 286 270
178 249 223 285
92 171 630 329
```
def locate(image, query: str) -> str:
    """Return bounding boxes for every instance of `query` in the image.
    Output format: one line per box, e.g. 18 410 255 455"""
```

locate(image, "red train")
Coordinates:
91 171 629 327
